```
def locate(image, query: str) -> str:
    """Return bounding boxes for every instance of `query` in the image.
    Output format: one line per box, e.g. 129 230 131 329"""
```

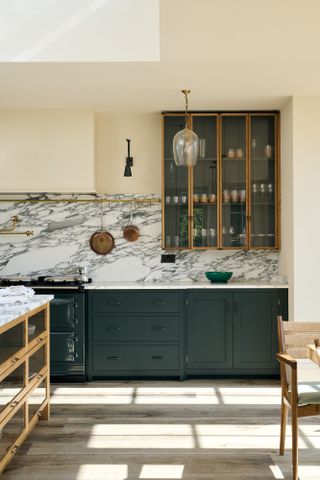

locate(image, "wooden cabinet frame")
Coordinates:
162 111 280 250
0 302 50 474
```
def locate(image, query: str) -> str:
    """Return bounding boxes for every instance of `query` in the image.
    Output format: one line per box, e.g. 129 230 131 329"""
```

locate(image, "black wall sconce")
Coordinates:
124 138 133 177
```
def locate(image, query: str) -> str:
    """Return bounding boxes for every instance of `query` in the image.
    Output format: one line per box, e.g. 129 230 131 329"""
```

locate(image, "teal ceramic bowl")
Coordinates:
205 271 233 283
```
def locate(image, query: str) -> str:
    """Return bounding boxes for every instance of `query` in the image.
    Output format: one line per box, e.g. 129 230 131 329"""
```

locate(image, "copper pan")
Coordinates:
90 203 114 255
123 206 139 242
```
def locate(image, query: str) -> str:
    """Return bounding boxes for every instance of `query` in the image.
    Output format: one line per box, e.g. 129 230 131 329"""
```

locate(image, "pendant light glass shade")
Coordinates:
173 128 199 166
172 89 199 167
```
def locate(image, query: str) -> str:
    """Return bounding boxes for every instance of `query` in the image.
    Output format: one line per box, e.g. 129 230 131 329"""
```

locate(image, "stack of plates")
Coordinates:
0 286 35 306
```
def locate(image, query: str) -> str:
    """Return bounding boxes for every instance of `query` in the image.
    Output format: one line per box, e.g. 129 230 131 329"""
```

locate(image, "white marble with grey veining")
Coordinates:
86 281 288 290
0 294 53 327
0 193 280 283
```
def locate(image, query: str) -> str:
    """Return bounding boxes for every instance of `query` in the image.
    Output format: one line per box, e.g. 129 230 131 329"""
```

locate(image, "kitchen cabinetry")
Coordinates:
88 291 185 380
87 288 288 379
0 301 50 473
187 292 233 371
187 289 287 375
162 112 280 250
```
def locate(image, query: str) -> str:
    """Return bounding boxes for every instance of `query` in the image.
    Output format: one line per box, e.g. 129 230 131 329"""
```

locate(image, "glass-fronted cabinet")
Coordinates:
221 114 247 248
162 112 279 250
192 115 218 248
250 114 277 248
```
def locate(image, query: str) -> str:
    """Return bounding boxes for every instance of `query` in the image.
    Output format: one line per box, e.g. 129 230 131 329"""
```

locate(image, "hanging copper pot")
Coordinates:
90 203 115 255
123 205 139 242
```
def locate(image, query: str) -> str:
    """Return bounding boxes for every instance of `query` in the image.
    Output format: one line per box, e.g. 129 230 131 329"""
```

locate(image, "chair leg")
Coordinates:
279 400 288 455
291 407 298 480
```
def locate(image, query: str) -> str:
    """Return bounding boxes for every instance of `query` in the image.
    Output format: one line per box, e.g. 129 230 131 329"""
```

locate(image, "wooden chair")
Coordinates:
277 316 320 480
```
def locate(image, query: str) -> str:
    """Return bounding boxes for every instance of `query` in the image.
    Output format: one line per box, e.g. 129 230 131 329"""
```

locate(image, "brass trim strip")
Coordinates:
0 198 160 204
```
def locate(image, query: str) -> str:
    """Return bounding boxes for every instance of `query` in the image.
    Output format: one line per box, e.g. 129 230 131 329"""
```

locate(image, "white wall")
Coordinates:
279 98 294 318
292 97 320 320
0 110 95 192
95 112 161 194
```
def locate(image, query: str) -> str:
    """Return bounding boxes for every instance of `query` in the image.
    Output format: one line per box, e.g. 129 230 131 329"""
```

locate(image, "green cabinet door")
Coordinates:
233 291 279 372
187 291 233 372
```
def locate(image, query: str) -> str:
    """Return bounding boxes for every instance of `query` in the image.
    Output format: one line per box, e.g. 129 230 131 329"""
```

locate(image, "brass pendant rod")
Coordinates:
181 89 191 128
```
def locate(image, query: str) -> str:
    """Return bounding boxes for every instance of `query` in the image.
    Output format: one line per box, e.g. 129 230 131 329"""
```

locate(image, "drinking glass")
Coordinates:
199 139 206 158
209 227 216 246
165 195 171 204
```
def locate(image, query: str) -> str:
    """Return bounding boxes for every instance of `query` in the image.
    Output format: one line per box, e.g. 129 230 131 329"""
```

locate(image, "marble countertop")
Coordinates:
0 295 53 328
86 281 288 290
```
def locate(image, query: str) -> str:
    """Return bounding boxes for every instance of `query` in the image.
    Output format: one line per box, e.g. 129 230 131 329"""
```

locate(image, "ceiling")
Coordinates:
1 0 320 111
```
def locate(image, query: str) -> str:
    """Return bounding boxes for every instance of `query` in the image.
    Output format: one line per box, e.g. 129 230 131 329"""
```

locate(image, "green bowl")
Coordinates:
205 271 233 283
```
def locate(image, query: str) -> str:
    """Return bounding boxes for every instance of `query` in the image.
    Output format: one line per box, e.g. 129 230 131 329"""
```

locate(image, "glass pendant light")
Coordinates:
173 89 199 167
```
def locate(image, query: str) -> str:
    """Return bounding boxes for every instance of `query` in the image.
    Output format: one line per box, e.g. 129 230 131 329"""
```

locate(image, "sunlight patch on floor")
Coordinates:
76 464 128 480
50 385 280 405
139 464 184 479
269 464 285 479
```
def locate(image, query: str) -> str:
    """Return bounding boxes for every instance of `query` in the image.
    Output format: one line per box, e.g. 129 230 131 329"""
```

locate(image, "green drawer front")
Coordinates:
92 316 180 342
92 345 180 372
91 292 181 314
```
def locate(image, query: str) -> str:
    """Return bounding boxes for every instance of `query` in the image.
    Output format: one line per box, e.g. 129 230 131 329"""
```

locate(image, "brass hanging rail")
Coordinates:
0 198 160 204
0 216 33 236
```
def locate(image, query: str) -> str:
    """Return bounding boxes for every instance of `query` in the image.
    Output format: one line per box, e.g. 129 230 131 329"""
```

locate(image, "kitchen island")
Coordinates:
0 295 52 473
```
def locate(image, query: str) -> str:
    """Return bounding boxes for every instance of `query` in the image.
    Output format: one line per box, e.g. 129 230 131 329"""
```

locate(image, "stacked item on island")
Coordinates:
0 285 35 305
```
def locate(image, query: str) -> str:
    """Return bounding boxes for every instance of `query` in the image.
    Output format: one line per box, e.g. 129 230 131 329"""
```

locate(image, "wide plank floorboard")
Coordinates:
2 379 320 479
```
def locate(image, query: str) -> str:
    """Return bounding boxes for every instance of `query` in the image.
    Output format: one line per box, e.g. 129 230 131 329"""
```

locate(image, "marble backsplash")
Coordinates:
0 193 280 283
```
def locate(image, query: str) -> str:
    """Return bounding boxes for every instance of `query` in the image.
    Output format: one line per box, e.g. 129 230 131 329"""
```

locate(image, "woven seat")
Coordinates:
277 317 320 480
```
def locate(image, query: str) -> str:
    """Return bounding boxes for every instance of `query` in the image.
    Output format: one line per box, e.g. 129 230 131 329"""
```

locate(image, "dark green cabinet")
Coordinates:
187 292 233 372
87 288 288 380
88 290 185 380
233 291 278 372
186 289 287 376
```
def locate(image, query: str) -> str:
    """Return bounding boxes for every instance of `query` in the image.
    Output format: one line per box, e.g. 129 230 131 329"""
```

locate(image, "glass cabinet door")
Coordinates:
163 115 189 249
221 115 247 248
191 115 218 248
250 115 276 248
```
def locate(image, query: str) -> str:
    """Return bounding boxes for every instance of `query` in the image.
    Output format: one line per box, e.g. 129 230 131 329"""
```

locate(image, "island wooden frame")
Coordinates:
0 302 50 474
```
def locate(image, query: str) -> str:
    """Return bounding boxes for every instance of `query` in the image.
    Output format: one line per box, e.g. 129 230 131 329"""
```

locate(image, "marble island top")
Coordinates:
0 295 53 328
86 281 288 290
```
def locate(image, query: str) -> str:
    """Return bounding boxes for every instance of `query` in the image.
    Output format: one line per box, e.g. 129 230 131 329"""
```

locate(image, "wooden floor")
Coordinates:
3 379 320 480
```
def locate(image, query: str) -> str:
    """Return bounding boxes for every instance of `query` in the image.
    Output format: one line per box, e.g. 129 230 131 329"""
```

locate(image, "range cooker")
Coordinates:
0 275 90 381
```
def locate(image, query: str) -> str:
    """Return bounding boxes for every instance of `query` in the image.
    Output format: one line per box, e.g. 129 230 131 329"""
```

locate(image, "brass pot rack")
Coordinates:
0 216 33 236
